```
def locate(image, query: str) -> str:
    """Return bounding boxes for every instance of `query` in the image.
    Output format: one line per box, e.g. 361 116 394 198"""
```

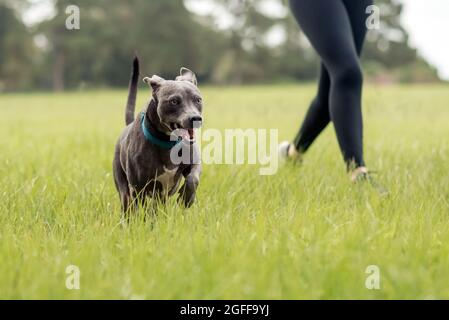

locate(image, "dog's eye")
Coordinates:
169 99 180 106
194 97 202 104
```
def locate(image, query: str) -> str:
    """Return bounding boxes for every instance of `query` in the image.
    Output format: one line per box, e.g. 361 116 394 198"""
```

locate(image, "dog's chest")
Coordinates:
156 166 179 193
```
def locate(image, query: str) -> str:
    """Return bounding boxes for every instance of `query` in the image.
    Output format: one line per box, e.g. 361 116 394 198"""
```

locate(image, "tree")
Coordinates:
361 0 439 82
33 0 226 90
0 0 440 91
190 0 287 83
0 2 36 91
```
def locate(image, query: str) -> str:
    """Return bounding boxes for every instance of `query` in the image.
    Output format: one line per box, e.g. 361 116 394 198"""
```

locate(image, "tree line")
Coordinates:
0 0 440 92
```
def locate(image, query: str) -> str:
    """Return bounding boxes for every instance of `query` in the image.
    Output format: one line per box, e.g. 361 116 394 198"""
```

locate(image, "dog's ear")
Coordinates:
177 67 197 86
143 75 165 91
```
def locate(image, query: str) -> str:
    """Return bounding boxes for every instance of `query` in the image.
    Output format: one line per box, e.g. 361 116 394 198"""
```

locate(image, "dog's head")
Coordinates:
143 68 203 142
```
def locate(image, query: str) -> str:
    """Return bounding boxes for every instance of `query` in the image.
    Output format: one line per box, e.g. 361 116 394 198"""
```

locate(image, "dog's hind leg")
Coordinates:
113 150 133 214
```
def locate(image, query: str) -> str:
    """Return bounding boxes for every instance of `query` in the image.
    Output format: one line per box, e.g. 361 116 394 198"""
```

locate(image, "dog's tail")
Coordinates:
125 55 140 125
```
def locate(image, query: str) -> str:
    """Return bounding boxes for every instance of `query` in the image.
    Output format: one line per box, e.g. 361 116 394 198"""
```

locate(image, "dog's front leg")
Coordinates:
122 186 140 217
179 164 201 208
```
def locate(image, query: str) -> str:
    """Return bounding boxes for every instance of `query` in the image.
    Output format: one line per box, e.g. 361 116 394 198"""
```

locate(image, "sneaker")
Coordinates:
353 169 389 196
279 141 291 161
279 141 302 163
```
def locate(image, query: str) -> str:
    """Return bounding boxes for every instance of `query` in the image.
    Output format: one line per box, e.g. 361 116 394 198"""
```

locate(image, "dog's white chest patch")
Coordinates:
156 166 178 192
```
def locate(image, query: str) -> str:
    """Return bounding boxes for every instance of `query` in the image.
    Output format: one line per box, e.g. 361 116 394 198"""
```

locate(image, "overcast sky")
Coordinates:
23 0 449 80
400 0 449 80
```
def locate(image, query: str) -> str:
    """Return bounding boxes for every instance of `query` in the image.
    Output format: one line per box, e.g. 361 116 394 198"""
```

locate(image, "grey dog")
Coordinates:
113 57 203 213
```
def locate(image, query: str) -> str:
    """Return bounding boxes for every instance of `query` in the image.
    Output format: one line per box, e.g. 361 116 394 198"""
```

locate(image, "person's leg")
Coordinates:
343 0 372 179
288 0 367 168
291 0 372 157
292 64 330 154
343 0 373 56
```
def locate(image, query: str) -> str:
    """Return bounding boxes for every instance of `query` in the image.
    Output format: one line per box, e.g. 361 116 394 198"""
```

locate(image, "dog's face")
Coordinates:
143 68 203 142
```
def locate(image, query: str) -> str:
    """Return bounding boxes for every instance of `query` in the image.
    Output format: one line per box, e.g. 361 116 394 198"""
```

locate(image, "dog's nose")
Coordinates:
189 116 203 128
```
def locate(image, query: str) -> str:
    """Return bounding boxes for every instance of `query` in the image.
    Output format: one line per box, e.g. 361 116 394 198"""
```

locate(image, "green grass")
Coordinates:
1 84 449 299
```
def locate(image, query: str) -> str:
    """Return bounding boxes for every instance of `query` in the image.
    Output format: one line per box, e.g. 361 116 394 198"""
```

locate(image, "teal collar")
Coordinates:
140 112 181 149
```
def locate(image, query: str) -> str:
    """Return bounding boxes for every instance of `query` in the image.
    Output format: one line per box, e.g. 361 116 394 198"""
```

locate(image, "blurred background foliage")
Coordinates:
0 0 441 91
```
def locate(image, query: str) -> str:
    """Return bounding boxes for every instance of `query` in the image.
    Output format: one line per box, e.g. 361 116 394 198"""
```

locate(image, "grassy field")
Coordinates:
1 84 449 299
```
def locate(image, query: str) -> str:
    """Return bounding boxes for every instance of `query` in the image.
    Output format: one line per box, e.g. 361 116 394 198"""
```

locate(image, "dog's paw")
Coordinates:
178 175 199 208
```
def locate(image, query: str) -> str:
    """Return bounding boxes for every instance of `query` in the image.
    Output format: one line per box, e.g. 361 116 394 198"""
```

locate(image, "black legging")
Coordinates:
290 0 372 168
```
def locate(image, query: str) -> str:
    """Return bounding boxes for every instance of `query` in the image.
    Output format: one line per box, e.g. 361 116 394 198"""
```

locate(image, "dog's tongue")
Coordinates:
176 129 195 141
188 129 195 140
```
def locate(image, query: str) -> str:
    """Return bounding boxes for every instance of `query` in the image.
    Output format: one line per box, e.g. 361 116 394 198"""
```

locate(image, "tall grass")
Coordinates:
0 84 448 299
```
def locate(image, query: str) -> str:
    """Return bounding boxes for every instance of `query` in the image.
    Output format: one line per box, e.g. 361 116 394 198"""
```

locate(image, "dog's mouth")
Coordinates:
169 123 196 143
